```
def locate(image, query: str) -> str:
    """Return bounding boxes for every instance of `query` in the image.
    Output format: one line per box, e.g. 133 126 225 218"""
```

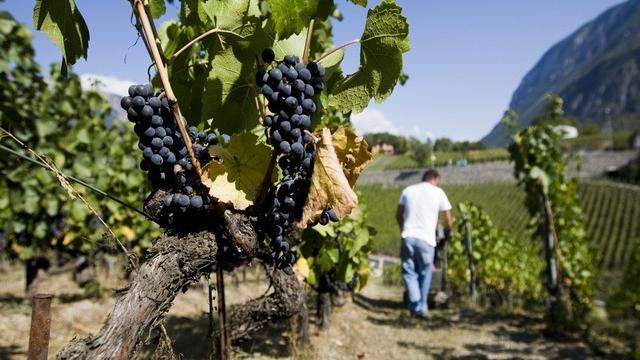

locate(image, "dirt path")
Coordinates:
0 266 602 359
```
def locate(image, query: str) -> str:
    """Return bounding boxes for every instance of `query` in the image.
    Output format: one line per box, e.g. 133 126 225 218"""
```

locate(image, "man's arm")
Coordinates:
441 210 453 238
396 204 404 230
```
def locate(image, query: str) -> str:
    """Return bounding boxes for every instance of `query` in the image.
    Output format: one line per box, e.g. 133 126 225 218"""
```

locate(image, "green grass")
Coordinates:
366 148 511 171
359 181 640 271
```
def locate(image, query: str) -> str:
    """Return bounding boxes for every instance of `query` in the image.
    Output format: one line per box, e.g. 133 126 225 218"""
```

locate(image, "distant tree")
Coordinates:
433 137 454 152
411 142 432 167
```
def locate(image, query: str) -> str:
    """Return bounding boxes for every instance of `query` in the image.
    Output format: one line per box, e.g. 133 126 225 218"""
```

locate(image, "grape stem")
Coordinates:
302 19 315 63
315 38 361 64
172 28 244 60
130 0 204 179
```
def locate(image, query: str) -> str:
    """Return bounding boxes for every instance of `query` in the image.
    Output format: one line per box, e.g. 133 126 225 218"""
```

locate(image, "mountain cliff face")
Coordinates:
483 0 640 146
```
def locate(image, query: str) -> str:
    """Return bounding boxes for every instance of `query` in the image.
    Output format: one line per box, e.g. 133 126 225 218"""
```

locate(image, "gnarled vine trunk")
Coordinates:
57 193 305 360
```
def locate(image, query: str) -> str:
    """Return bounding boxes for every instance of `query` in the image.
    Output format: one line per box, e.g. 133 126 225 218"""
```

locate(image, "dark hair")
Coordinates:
422 169 440 182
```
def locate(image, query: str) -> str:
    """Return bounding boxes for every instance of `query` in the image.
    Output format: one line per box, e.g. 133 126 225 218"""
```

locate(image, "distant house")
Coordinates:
371 141 395 155
630 131 640 150
555 125 579 139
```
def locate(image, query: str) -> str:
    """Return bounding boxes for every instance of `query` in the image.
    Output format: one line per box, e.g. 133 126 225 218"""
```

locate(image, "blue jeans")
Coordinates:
401 237 435 315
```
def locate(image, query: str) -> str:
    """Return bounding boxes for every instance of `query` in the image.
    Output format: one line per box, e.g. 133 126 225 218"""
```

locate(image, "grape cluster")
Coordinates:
121 84 217 219
256 49 326 274
121 84 186 188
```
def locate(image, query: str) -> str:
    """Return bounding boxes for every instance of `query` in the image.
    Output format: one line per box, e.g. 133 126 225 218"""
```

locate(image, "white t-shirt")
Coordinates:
398 182 452 247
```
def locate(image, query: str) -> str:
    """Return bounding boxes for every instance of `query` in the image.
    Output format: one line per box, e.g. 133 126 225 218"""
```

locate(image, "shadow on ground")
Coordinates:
165 314 291 359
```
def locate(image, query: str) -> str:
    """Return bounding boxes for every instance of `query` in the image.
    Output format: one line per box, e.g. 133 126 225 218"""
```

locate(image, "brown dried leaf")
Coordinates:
299 127 372 228
330 127 372 187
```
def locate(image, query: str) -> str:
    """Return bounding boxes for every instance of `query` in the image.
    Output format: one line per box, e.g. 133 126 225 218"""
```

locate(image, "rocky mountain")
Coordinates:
483 0 640 146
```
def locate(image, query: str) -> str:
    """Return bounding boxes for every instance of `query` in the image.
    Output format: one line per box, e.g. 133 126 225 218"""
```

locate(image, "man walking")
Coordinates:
396 169 452 317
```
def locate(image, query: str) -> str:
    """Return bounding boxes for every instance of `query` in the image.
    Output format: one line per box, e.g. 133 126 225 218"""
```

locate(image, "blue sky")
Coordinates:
1 0 624 141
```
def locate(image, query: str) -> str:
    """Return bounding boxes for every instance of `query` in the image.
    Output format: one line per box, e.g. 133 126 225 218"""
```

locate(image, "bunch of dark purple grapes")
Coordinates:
256 49 327 273
120 84 217 217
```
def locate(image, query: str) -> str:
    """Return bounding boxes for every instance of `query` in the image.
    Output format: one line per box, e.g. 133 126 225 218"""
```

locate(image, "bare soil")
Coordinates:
0 264 605 360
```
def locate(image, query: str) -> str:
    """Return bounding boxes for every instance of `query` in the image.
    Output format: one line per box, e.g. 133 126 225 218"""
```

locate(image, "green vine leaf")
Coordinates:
266 0 333 38
347 0 368 6
33 0 89 75
202 47 260 135
149 0 167 19
328 0 409 113
203 0 254 30
202 132 275 210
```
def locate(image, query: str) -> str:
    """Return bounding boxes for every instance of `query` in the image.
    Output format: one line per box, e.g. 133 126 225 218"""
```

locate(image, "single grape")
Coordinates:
151 154 163 165
294 62 305 72
127 107 139 122
143 147 154 159
263 116 273 127
319 212 329 225
190 195 203 209
159 147 170 157
277 63 289 74
278 83 292 97
291 142 304 158
279 141 291 153
326 208 339 222
261 48 275 63
302 157 312 170
144 126 156 138
285 97 298 109
163 136 174 146
284 55 298 65
188 126 198 138
280 121 292 133
304 84 315 97
303 132 313 144
271 129 283 143
132 96 146 108
283 196 295 209
121 96 133 109
290 114 301 126
300 115 311 128
151 137 164 148
128 85 137 97
164 195 173 207
286 68 298 81
293 79 305 92
177 194 190 207
141 105 154 118
269 68 283 81
148 97 161 108
298 68 311 81
178 158 189 167
261 84 274 97
206 133 217 144
151 115 163 127
155 127 167 138
302 98 316 113
166 152 176 164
